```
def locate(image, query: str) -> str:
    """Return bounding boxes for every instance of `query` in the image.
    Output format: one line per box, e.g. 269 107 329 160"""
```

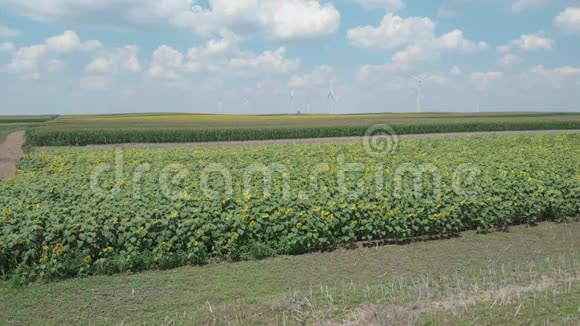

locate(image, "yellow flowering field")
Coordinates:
1 134 579 282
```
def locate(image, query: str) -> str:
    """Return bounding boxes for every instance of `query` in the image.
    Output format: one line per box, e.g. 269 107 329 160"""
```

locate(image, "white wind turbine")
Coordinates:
409 74 425 113
327 79 338 114
290 88 296 113
244 97 252 115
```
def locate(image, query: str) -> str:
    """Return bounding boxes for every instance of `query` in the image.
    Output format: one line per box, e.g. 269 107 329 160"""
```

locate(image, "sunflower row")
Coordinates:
1 134 579 282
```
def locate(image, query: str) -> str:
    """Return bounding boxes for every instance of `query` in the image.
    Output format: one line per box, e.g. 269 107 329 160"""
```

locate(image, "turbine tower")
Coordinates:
327 79 338 114
409 74 424 113
290 88 295 108
244 98 251 115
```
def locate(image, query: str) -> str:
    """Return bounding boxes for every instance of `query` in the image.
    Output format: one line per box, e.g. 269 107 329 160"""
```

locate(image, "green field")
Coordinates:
2 133 578 283
1 222 578 325
23 112 580 146
0 115 57 138
2 112 579 324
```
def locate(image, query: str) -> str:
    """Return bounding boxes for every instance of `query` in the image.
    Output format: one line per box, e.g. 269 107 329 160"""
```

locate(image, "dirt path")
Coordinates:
0 131 25 179
36 129 580 151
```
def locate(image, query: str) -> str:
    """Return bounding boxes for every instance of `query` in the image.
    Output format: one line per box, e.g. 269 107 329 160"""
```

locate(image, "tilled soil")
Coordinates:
0 131 25 179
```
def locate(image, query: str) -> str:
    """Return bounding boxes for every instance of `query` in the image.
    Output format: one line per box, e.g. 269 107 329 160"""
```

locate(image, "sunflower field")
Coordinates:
1 134 579 282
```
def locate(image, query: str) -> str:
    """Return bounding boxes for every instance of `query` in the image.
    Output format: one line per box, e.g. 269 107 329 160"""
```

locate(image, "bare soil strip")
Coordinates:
35 129 580 151
0 131 25 179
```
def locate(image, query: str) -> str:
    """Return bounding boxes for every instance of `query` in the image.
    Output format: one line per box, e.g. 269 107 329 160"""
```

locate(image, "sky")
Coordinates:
0 0 579 115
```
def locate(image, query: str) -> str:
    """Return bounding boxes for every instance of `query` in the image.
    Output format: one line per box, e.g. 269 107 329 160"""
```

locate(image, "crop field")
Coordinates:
1 133 578 283
1 222 578 325
25 112 580 146
0 115 57 138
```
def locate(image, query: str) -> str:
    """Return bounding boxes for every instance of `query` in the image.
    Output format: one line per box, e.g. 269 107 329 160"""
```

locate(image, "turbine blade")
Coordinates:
408 73 420 81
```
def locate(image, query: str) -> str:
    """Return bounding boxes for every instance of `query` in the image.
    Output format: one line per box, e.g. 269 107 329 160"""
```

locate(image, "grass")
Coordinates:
0 115 57 138
24 112 580 146
419 282 580 325
1 222 578 325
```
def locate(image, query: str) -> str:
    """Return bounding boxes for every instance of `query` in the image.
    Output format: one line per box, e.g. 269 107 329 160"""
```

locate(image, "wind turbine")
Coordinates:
409 74 424 113
244 97 252 115
327 79 338 114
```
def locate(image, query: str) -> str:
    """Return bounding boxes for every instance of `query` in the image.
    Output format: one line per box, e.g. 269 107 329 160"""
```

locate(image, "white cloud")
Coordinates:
148 45 185 81
499 53 522 66
526 64 580 89
5 30 101 78
355 0 405 11
0 24 19 37
196 32 239 58
87 45 142 74
530 65 580 76
423 73 450 86
0 0 340 40
47 59 65 72
347 14 436 49
0 42 15 53
185 31 240 73
80 76 111 90
289 65 334 88
471 71 504 89
449 65 462 76
257 1 340 39
5 44 48 79
357 62 407 81
148 35 300 81
497 32 553 53
436 29 488 52
46 30 101 53
349 14 486 71
555 7 580 34
390 30 487 67
512 0 550 13
228 47 300 76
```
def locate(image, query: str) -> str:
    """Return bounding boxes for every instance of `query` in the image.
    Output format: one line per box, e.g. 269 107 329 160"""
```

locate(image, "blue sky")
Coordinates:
0 0 579 115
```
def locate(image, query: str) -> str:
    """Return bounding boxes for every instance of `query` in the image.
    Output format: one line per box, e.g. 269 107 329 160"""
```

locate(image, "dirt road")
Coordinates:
0 131 25 179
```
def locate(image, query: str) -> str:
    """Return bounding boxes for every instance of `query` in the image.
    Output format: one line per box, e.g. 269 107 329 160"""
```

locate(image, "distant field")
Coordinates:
0 115 57 138
23 112 580 146
0 115 57 124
